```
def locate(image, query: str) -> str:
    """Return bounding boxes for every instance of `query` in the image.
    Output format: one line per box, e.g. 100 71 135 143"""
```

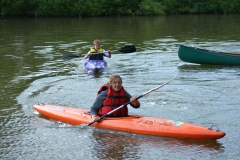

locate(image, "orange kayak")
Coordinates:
33 103 226 140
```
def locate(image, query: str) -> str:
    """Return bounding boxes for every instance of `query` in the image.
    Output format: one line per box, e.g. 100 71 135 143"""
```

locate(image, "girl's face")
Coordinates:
111 77 122 92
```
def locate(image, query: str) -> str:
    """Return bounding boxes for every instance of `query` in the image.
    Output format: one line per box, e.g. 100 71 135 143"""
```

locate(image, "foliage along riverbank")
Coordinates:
1 0 240 17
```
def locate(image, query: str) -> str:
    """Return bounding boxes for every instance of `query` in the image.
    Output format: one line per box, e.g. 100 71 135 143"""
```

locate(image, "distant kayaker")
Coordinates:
90 74 140 122
84 39 111 60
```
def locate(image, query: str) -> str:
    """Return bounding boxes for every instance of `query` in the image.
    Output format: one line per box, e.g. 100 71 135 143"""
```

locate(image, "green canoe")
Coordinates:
178 45 240 66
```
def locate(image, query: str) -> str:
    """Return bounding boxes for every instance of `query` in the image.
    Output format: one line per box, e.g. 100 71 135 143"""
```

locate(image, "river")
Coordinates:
0 15 240 159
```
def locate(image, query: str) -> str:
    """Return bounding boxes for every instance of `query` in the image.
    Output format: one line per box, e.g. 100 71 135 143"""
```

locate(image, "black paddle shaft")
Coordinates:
62 52 105 60
87 76 176 126
62 45 137 60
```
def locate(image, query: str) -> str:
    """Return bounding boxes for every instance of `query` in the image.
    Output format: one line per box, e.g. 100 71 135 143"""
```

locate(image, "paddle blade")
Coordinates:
62 54 80 60
119 45 136 53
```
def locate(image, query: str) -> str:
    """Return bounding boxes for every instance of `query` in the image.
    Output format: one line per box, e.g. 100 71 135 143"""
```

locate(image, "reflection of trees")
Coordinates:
89 128 225 159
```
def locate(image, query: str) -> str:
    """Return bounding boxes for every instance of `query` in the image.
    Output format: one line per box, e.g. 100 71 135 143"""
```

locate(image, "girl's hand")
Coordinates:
92 114 100 122
130 96 140 108
130 97 137 103
107 50 111 58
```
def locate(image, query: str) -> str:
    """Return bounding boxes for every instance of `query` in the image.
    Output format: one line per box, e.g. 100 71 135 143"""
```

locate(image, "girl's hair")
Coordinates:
107 74 122 87
93 39 100 45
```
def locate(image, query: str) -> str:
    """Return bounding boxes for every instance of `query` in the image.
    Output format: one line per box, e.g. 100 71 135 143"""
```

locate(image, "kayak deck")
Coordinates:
33 104 226 140
84 60 107 72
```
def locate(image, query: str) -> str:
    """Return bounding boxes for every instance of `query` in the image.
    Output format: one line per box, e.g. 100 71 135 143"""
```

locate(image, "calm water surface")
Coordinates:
1 15 240 160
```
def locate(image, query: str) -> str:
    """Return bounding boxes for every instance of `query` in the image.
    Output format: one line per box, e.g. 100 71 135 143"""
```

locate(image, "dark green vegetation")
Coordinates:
1 0 240 17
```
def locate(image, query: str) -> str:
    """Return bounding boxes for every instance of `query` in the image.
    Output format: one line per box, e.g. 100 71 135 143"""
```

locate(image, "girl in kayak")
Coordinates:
84 39 111 60
90 74 140 122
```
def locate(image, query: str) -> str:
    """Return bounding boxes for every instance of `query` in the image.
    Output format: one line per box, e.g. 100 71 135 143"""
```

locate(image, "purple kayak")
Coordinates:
84 60 107 72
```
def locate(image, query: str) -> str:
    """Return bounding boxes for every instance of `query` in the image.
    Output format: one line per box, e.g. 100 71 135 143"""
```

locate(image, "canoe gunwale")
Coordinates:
185 45 240 57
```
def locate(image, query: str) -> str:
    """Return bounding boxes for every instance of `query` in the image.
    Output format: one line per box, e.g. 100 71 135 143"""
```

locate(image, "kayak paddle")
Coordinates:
87 76 177 126
62 52 105 60
62 45 136 60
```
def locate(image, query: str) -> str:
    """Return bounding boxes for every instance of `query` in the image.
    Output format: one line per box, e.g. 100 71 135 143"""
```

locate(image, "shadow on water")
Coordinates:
86 71 105 79
36 117 225 159
178 64 240 70
89 128 225 159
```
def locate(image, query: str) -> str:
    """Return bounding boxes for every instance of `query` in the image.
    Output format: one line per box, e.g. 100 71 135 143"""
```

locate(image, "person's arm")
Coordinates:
103 49 111 58
84 51 92 59
107 50 111 58
90 90 108 121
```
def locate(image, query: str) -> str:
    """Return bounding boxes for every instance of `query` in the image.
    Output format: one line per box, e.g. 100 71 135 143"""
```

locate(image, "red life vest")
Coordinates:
97 84 129 117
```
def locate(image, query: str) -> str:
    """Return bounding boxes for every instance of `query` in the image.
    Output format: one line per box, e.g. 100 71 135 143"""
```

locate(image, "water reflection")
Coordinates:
178 64 240 70
91 129 140 159
90 128 225 159
86 71 106 79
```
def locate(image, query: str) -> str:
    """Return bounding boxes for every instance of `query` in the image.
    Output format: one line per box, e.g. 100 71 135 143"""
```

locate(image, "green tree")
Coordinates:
139 0 165 15
0 0 239 17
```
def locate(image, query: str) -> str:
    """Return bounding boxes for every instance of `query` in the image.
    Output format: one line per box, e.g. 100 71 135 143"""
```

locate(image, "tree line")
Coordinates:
1 0 240 17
